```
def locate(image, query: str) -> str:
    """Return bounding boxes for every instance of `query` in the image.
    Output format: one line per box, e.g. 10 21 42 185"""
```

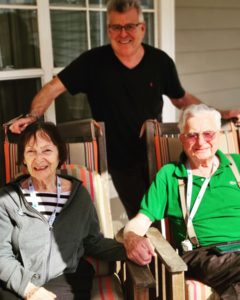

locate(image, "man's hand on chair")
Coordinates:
9 115 37 134
123 231 156 265
221 109 240 126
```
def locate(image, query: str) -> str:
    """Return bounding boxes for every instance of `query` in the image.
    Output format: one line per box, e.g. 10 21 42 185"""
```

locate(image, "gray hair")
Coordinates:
107 0 144 22
178 104 221 133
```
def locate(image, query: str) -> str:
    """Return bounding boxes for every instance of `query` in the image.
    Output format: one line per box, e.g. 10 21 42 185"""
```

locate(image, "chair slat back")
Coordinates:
57 119 108 174
4 141 19 182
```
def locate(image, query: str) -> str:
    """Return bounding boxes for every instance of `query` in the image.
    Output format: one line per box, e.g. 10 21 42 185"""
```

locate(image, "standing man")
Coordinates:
10 0 240 218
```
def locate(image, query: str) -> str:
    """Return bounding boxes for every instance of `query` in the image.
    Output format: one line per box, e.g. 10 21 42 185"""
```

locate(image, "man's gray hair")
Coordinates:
107 0 144 22
178 104 222 133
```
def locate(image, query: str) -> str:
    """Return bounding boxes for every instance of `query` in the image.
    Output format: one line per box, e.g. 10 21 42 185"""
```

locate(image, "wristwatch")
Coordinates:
25 112 39 121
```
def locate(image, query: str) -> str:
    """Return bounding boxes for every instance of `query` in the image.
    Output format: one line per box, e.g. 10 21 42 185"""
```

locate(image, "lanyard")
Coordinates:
186 158 216 224
28 176 61 228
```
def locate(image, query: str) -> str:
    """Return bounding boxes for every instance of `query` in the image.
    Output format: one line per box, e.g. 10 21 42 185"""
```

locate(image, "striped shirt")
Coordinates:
21 188 70 221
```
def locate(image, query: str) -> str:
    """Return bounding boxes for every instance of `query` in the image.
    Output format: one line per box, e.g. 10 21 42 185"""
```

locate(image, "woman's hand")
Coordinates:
26 287 56 300
24 282 56 300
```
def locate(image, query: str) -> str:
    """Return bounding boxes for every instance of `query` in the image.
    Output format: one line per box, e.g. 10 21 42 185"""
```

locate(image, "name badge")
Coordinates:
181 239 193 252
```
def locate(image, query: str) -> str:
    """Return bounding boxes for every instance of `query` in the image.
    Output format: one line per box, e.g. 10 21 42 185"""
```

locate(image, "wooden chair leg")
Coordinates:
169 272 185 300
125 261 155 300
133 287 149 300
160 263 167 300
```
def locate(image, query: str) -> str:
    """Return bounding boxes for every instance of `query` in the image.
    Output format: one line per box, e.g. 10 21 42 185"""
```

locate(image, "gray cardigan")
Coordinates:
0 174 126 297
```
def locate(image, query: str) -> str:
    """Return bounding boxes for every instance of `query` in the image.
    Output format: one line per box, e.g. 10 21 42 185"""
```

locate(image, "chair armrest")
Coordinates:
146 227 187 273
115 227 124 243
126 260 156 288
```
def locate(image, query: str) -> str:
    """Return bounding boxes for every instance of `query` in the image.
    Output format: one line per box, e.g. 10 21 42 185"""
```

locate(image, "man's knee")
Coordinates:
220 283 240 300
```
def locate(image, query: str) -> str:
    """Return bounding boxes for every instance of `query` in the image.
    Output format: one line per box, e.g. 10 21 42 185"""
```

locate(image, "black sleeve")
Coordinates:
57 50 93 95
83 204 126 261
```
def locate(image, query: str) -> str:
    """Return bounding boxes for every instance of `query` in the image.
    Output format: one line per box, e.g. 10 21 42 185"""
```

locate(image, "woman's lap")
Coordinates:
44 258 95 300
0 258 95 300
0 288 21 300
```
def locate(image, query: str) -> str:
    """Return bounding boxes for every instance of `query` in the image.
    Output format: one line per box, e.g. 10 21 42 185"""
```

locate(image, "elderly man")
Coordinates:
9 0 240 219
124 104 240 299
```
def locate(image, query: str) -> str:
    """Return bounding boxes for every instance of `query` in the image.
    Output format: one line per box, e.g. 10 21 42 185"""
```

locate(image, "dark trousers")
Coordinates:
182 245 240 299
0 258 95 300
109 162 149 219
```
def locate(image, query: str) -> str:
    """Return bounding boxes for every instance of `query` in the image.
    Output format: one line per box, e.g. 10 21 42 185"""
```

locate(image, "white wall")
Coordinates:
175 0 240 111
158 0 179 122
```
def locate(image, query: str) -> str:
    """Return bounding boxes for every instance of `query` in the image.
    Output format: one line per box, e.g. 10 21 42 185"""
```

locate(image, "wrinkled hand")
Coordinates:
234 114 240 127
26 287 56 300
124 231 156 265
222 109 240 125
9 116 35 134
24 282 56 300
230 111 240 126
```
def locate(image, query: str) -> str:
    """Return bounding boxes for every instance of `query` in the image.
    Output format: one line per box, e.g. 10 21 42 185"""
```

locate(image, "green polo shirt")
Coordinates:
140 150 240 248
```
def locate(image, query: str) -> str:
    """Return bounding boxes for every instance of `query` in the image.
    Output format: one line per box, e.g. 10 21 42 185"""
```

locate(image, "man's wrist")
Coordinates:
123 231 139 245
25 112 39 121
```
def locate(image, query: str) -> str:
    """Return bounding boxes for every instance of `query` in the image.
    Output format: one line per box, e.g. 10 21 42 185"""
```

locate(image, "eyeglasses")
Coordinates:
108 23 142 33
184 131 217 143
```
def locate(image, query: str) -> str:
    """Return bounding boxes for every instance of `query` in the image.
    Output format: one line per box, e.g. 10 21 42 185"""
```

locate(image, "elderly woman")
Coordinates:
0 122 126 300
124 104 240 299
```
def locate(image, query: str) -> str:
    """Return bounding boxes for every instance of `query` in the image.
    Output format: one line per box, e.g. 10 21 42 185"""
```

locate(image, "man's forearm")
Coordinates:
30 76 66 118
219 109 240 120
171 92 240 121
171 92 202 110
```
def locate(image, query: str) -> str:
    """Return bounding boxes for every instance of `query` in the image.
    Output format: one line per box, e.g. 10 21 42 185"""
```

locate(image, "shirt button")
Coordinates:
17 209 25 216
32 273 40 279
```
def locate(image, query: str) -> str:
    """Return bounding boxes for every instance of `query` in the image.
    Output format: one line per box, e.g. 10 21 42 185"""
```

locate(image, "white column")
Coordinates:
157 0 178 122
37 0 56 123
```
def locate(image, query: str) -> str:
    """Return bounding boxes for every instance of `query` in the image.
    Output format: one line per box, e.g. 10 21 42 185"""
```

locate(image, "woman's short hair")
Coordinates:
18 121 67 168
178 104 222 133
107 0 144 22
